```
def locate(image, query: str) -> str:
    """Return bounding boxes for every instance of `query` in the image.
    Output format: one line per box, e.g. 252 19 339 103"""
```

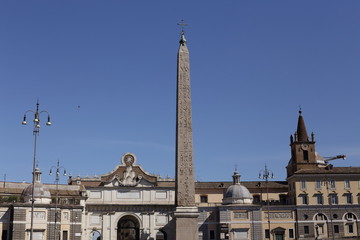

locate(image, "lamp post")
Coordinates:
50 160 66 240
22 101 51 240
323 177 335 240
259 164 274 240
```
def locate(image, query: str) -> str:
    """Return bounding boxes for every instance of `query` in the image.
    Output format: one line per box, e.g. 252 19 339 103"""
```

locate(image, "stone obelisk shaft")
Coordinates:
175 36 195 207
174 32 199 240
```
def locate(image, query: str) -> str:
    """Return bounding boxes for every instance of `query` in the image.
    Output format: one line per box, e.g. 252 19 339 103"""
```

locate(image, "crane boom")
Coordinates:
316 154 346 167
323 155 346 163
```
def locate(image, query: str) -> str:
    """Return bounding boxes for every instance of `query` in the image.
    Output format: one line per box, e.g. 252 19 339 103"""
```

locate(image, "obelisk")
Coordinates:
174 22 199 239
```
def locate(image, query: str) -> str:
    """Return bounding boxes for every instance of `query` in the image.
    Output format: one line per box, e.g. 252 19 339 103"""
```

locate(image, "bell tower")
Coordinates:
286 110 317 177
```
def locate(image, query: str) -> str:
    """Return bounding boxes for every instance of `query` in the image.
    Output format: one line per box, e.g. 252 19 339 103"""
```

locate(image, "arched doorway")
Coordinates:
117 215 140 240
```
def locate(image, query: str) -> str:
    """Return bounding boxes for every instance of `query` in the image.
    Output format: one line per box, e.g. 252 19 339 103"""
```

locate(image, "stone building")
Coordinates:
0 168 86 240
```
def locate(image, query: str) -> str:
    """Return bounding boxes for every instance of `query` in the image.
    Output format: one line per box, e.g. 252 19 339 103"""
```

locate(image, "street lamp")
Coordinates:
323 177 335 240
50 160 66 240
259 164 274 240
22 101 51 240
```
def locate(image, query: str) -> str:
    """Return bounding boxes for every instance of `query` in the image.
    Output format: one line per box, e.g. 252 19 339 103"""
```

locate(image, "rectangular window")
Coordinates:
253 195 261 204
346 194 353 204
329 194 338 205
265 229 270 238
348 224 354 233
200 195 208 203
345 179 351 189
289 229 294 238
279 194 287 204
330 180 336 189
301 194 308 205
315 180 322 190
316 194 323 204
300 180 306 190
303 150 309 161
209 230 215 240
334 225 339 234
304 226 309 234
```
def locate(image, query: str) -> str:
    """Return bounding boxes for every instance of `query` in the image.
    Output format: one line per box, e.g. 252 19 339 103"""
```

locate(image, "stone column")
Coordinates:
174 30 199 240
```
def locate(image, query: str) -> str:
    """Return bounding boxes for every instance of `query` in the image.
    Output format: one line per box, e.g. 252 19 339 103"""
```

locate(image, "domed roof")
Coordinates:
22 168 51 204
22 183 51 199
223 170 253 205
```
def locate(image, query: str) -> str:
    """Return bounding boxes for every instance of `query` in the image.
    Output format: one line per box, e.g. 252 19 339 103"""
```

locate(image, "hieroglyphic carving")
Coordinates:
176 42 196 207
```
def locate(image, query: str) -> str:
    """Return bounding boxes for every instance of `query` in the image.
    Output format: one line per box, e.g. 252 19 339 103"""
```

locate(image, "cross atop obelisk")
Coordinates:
177 20 188 46
177 19 188 32
173 21 199 240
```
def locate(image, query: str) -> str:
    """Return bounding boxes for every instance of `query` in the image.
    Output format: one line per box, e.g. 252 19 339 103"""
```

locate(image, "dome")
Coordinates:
22 168 51 204
223 170 253 205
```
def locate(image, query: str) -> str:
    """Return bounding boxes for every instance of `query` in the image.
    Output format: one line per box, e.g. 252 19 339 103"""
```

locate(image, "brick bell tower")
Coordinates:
286 110 317 177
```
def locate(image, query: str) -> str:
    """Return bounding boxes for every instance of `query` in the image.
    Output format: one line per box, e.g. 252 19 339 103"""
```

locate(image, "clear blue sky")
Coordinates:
1 1 359 184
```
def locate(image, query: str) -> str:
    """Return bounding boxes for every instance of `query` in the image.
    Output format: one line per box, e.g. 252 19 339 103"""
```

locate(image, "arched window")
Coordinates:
314 213 327 221
344 212 356 221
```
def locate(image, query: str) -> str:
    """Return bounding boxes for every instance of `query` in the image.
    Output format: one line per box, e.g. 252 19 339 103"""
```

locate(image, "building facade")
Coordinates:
1 111 360 240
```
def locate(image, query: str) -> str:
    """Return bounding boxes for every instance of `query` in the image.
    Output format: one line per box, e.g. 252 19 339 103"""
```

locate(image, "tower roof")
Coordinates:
296 110 309 142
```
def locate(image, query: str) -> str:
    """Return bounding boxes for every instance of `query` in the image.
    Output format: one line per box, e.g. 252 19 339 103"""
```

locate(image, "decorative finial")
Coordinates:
177 20 188 45
232 169 241 184
299 105 302 115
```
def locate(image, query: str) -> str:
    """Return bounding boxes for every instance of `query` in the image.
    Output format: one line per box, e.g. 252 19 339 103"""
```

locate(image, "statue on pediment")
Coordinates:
118 153 142 186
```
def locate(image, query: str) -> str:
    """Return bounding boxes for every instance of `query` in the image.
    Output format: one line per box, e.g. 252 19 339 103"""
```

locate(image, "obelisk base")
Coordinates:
174 207 199 240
